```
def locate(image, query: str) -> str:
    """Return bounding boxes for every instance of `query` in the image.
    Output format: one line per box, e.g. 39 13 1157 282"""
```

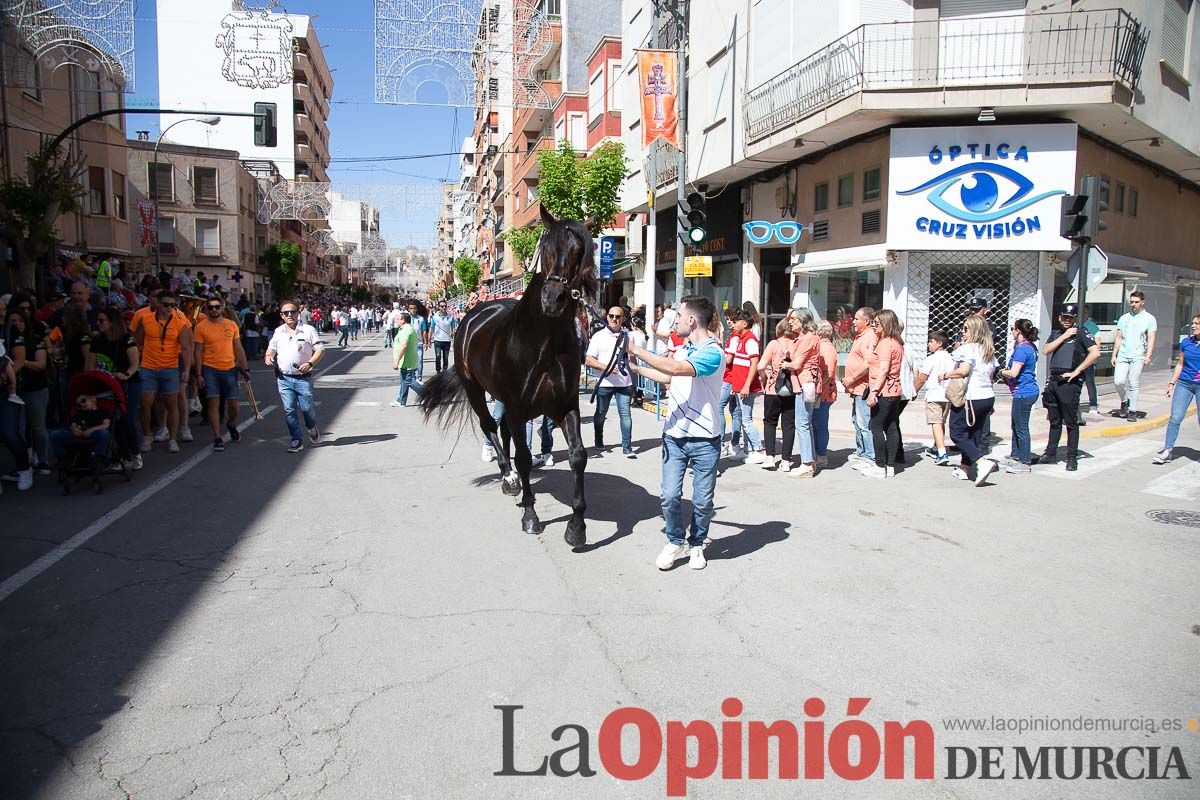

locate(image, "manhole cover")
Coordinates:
1146 510 1200 528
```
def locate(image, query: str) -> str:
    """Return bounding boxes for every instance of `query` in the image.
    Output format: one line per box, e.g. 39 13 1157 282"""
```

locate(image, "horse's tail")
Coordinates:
419 367 468 429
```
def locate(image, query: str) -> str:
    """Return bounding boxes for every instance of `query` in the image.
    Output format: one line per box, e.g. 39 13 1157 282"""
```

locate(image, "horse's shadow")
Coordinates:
704 516 792 560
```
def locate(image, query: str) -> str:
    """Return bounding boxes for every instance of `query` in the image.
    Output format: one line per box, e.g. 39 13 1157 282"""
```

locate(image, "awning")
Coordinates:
787 244 889 275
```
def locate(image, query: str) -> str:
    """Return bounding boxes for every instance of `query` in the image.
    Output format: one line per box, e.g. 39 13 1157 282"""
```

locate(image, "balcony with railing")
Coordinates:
744 9 1149 143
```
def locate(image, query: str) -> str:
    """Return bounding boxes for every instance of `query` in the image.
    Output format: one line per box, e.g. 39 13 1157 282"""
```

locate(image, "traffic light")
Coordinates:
1082 174 1109 239
1059 193 1088 241
254 102 277 147
683 190 707 247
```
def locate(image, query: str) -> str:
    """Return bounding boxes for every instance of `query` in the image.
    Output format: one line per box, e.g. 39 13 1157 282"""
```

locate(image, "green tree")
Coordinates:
499 225 543 271
0 141 85 290
537 139 627 236
453 255 482 292
266 241 302 299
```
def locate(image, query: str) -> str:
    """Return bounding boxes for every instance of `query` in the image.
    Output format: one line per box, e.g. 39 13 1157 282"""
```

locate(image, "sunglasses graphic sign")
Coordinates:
743 221 805 246
888 123 1077 252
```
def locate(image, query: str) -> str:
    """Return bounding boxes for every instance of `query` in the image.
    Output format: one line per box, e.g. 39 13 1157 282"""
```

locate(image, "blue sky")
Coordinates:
130 1 466 247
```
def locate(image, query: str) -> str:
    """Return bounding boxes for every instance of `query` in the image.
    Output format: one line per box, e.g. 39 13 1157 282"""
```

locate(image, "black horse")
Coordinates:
419 208 599 547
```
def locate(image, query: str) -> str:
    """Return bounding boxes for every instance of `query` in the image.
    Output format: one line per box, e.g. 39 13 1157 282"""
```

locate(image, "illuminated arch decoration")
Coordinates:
374 0 553 109
215 1 295 89
257 180 332 223
5 0 136 91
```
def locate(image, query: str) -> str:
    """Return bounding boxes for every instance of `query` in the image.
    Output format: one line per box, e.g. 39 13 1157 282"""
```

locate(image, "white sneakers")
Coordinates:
16 468 33 491
689 546 707 570
952 467 969 481
744 450 765 465
760 454 778 470
141 436 153 453
656 543 689 570
791 463 815 478
307 426 321 444
153 427 169 442
179 427 194 443
167 440 180 453
532 453 555 469
975 459 998 486
481 443 496 463
859 464 892 479
1153 448 1172 465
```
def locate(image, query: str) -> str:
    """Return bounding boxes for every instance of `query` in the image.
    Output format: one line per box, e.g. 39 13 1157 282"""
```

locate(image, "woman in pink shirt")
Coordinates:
780 309 821 478
863 309 905 478
757 318 800 472
812 320 839 468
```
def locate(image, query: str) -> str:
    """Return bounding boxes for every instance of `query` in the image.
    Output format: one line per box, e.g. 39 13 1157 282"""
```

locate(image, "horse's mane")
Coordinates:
537 212 599 300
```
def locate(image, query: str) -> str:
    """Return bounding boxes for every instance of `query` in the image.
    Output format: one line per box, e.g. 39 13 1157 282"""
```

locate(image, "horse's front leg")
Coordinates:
509 417 543 534
560 407 587 548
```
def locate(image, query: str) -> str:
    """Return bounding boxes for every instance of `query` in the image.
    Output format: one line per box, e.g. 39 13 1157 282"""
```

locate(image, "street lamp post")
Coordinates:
153 116 221 277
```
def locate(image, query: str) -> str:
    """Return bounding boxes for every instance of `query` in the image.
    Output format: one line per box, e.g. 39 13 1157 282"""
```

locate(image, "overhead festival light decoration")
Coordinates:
4 0 136 91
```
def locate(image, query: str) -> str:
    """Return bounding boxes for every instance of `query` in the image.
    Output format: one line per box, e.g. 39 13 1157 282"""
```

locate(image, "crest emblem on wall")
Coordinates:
215 8 295 89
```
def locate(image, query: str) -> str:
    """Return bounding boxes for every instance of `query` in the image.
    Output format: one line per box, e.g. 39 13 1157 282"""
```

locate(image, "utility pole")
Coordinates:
672 0 689 303
648 0 660 307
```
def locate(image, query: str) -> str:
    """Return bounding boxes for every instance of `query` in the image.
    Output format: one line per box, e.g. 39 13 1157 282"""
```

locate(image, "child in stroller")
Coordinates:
51 371 130 493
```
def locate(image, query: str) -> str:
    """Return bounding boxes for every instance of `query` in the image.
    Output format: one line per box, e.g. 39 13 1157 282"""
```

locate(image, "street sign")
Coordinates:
599 237 615 280
683 255 712 278
1086 244 1109 290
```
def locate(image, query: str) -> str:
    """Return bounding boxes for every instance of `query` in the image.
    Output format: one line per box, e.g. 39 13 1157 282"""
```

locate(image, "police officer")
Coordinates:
1035 303 1100 471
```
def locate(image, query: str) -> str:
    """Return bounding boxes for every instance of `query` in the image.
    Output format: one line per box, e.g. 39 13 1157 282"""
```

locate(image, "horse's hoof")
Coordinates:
501 475 521 496
523 520 544 535
564 521 586 548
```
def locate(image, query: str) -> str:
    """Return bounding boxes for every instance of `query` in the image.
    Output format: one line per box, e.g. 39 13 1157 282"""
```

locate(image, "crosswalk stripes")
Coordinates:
1035 439 1161 482
1142 460 1200 501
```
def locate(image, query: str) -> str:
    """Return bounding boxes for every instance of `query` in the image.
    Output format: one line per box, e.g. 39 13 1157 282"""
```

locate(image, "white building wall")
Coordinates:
157 0 303 179
328 192 365 250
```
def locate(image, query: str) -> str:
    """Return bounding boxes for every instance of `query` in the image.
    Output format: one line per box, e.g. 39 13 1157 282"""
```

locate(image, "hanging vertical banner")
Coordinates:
137 200 157 247
637 50 680 150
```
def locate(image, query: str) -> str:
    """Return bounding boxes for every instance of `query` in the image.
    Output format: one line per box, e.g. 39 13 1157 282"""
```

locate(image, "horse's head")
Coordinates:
536 206 598 318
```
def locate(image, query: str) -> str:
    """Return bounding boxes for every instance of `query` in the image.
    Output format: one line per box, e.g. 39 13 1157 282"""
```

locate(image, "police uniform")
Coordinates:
1041 323 1096 463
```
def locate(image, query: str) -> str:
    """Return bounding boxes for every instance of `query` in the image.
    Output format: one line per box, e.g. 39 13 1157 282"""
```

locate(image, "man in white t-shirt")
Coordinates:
628 295 725 572
1111 290 1157 420
585 306 636 456
914 330 955 465
265 299 325 452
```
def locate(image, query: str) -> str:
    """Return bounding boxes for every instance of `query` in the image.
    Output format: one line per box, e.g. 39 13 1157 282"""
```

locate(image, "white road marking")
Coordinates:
0 405 276 604
1142 460 1200 501
1037 439 1161 481
353 401 382 406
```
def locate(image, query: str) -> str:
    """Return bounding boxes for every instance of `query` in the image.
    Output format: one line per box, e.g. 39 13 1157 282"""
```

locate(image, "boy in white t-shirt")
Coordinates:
914 330 954 465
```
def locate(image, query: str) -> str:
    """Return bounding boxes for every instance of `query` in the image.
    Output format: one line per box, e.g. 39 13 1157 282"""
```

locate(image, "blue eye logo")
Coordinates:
897 163 1065 223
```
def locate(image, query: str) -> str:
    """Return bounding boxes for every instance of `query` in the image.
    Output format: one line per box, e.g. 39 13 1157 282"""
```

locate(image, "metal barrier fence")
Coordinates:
582 367 664 420
745 8 1148 142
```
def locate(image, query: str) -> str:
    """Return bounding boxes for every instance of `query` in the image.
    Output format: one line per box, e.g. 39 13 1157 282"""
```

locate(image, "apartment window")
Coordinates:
1114 181 1125 213
195 219 221 256
158 216 176 253
538 0 561 15
1161 0 1190 77
568 113 586 150
863 166 882 202
707 49 729 126
1099 175 1111 206
837 174 854 208
17 47 40 101
588 68 605 124
86 167 107 215
147 162 174 201
814 182 829 213
1128 187 1139 217
112 171 126 220
193 166 219 204
608 61 622 113
76 68 103 117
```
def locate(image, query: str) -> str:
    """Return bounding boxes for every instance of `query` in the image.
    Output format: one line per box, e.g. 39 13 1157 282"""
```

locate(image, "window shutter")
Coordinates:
1162 0 1189 75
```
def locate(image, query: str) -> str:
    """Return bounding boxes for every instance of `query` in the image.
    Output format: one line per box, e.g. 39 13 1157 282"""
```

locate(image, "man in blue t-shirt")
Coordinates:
629 295 725 572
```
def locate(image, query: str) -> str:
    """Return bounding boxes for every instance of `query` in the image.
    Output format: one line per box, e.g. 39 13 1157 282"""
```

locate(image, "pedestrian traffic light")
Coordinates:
1059 193 1088 241
683 191 708 248
254 102 277 148
1082 174 1109 239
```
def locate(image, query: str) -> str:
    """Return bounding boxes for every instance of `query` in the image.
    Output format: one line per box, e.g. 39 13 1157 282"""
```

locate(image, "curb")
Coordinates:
1080 406 1196 440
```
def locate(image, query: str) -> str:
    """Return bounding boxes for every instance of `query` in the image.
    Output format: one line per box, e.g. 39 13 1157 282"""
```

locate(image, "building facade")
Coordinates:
0 12 131 291
620 0 1200 383
127 140 262 300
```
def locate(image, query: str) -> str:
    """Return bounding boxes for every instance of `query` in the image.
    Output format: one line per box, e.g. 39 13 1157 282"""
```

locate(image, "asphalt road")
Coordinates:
1 330 1197 800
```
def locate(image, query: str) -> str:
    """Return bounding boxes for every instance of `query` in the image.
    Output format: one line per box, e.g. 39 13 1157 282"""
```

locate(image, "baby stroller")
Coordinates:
59 370 130 494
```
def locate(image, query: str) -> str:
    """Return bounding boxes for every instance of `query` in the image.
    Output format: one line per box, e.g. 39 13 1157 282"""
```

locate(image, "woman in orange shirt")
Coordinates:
780 309 820 478
863 309 905 478
812 320 839 469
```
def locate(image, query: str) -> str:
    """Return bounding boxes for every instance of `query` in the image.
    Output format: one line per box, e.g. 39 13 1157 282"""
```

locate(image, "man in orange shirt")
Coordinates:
193 297 248 452
135 290 193 453
841 306 877 467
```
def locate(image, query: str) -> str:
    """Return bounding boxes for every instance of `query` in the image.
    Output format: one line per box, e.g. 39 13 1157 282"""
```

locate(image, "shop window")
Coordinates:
1128 187 1138 217
811 219 829 241
87 166 106 215
863 166 881 202
861 209 881 235
813 182 829 212
1114 182 1125 213
837 174 854 208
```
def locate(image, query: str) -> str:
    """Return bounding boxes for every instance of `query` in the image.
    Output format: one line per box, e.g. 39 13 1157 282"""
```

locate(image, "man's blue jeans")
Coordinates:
1009 394 1037 464
852 394 875 459
415 343 425 379
661 435 720 547
719 383 763 451
50 427 110 460
1164 380 1200 450
276 376 316 442
337 327 350 347
395 368 422 406
594 385 633 450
